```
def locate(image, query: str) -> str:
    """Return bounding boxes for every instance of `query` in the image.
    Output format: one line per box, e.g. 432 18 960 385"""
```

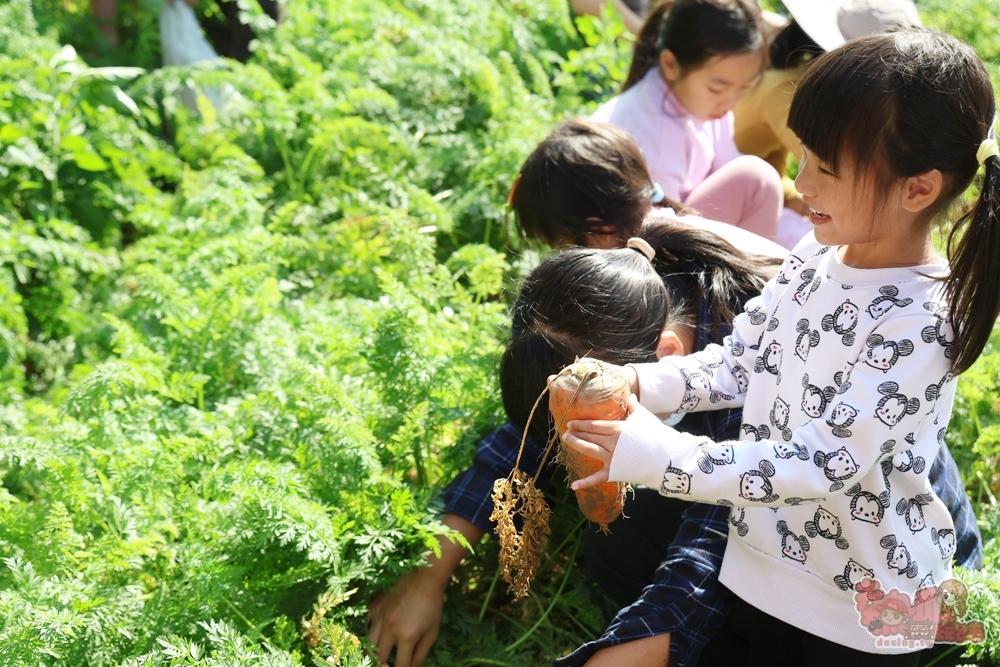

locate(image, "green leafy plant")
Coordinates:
1 0 998 664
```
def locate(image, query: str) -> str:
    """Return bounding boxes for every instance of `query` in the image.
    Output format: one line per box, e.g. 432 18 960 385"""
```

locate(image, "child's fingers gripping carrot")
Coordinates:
563 394 641 490
549 359 632 528
560 419 621 474
560 430 610 490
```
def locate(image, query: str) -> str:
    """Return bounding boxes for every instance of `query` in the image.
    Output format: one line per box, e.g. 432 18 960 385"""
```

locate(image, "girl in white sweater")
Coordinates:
563 28 999 664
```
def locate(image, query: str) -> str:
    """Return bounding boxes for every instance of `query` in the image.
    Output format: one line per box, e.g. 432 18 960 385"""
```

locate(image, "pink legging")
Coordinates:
684 155 783 241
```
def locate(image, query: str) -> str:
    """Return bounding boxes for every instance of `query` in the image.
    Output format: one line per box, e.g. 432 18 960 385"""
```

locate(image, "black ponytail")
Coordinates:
947 143 1000 374
621 0 765 93
500 219 780 440
639 213 780 343
622 0 674 92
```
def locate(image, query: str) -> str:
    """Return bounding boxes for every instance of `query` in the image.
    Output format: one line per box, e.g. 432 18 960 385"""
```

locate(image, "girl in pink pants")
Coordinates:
591 0 783 240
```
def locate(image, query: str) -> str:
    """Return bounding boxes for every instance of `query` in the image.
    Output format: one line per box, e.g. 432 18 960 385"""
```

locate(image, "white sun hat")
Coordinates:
781 0 923 53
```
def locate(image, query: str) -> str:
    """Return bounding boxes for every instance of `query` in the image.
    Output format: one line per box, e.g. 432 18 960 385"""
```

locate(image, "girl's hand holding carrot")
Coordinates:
563 394 649 491
494 357 639 598
547 359 636 529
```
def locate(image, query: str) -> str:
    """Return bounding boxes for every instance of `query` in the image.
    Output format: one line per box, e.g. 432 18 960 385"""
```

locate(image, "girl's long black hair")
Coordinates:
640 212 779 341
501 247 667 443
500 219 778 442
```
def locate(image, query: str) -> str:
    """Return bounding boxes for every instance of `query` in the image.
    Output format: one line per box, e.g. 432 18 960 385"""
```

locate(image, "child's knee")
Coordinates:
729 155 784 198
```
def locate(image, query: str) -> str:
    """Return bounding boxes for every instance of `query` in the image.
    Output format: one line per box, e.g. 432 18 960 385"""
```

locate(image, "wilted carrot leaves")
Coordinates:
490 469 552 601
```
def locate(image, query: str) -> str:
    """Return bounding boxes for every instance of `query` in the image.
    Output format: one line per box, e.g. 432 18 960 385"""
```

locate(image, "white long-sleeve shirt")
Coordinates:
610 234 956 653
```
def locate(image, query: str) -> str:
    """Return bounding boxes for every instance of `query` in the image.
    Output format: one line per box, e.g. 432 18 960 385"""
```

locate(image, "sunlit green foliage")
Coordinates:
0 0 998 664
0 0 633 663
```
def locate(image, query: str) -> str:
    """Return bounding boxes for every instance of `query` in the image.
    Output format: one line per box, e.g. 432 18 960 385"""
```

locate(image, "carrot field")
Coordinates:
1 0 999 664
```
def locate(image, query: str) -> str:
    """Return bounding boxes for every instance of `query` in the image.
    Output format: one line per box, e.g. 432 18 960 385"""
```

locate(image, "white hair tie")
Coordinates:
626 237 655 262
978 138 999 167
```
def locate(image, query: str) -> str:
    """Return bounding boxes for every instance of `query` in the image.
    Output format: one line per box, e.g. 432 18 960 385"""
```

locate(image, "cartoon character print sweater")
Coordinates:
609 234 956 654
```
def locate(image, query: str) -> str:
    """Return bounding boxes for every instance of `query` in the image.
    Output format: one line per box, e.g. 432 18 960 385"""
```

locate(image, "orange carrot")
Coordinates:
491 359 630 598
548 359 630 530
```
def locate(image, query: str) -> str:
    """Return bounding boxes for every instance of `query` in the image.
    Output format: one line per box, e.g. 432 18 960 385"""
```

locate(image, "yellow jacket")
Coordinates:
734 67 808 205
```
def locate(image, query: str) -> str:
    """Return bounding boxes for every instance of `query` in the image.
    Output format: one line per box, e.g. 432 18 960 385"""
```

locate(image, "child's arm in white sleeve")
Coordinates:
631 279 778 416
609 313 953 507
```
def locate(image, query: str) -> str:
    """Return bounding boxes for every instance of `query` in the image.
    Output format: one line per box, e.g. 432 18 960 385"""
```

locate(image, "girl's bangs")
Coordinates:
787 43 894 175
